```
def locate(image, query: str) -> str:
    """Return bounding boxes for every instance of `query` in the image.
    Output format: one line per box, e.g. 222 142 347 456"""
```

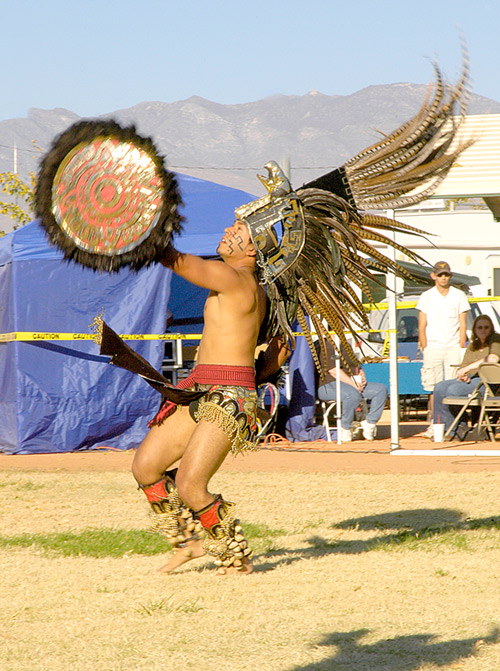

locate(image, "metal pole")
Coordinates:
335 334 342 444
387 209 400 449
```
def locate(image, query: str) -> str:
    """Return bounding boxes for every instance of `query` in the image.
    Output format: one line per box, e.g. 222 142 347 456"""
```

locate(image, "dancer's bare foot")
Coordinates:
157 538 206 574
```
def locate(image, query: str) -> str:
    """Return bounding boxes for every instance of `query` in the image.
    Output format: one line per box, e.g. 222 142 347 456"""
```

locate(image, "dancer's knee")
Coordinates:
131 444 167 486
131 450 149 484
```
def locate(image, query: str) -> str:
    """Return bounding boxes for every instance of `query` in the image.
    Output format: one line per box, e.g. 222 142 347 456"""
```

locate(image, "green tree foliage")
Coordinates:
0 171 36 237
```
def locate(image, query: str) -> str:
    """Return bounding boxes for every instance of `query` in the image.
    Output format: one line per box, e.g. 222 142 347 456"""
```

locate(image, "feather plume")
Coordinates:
344 54 472 210
271 51 473 374
263 188 432 375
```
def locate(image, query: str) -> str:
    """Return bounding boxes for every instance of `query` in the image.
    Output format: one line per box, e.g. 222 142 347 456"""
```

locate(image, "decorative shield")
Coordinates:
35 119 183 271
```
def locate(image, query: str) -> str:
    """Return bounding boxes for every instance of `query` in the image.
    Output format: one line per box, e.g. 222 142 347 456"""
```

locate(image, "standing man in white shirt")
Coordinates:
417 261 470 438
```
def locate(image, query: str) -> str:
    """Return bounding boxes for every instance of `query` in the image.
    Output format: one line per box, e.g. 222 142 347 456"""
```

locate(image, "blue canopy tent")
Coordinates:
285 328 329 443
0 174 256 454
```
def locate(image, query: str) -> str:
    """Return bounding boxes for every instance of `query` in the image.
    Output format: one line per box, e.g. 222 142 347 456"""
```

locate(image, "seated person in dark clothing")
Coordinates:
433 314 500 439
316 339 388 442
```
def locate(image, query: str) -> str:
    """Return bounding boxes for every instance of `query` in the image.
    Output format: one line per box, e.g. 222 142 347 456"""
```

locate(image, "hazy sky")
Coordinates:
1 0 499 121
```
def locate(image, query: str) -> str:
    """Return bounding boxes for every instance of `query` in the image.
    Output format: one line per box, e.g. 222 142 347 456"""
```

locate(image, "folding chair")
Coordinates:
475 363 500 442
320 400 337 442
443 387 483 440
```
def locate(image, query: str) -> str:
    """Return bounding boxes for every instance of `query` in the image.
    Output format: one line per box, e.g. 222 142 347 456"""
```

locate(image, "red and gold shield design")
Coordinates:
52 137 164 255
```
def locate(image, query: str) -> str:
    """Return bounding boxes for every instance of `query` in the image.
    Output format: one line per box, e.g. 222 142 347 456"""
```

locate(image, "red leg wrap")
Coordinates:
142 478 170 503
139 470 201 546
197 499 223 530
195 495 252 572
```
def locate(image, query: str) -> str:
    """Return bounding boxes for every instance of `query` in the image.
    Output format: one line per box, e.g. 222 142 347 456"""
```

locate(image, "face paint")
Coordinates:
226 233 245 254
219 221 250 256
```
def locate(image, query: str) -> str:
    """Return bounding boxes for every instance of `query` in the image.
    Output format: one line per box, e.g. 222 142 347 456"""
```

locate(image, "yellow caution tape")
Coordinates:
0 332 204 343
0 327 398 343
2 296 499 343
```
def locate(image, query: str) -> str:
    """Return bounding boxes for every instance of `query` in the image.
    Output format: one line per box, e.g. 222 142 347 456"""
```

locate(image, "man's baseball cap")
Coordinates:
433 261 451 274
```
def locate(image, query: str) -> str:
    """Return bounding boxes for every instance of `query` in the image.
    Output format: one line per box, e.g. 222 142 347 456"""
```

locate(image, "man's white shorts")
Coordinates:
421 346 463 391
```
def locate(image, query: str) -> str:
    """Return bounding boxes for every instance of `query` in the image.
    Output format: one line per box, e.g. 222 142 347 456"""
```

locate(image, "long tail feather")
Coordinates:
343 51 472 211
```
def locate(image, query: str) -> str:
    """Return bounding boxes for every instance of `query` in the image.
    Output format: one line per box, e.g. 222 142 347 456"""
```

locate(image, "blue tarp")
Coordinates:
285 330 329 442
0 174 256 454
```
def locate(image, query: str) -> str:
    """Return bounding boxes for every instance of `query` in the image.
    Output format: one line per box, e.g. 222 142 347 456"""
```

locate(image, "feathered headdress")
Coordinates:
237 57 472 378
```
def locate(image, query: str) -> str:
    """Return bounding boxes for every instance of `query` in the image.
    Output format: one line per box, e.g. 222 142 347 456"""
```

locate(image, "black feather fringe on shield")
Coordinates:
35 119 183 272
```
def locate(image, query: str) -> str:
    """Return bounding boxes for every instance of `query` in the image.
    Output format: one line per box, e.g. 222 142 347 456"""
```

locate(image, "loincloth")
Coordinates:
150 364 259 454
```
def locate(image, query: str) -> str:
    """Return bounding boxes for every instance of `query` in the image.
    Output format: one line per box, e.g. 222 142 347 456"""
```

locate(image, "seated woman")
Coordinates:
433 315 500 439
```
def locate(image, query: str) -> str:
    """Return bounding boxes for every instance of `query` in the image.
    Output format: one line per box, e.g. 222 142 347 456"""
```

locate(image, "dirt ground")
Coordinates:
2 413 500 474
2 414 500 671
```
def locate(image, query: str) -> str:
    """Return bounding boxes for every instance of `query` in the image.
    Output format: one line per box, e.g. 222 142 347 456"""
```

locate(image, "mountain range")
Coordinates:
1 82 500 234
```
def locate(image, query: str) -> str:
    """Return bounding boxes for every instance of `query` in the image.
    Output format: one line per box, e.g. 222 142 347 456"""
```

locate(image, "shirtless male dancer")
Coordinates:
33 59 471 575
131 219 285 574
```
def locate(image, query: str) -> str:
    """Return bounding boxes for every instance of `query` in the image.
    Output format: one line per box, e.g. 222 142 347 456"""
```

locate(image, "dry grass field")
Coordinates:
1 468 500 671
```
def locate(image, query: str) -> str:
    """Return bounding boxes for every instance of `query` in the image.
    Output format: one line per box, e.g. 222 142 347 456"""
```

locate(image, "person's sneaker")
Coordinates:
339 427 352 442
422 425 434 439
360 419 377 441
